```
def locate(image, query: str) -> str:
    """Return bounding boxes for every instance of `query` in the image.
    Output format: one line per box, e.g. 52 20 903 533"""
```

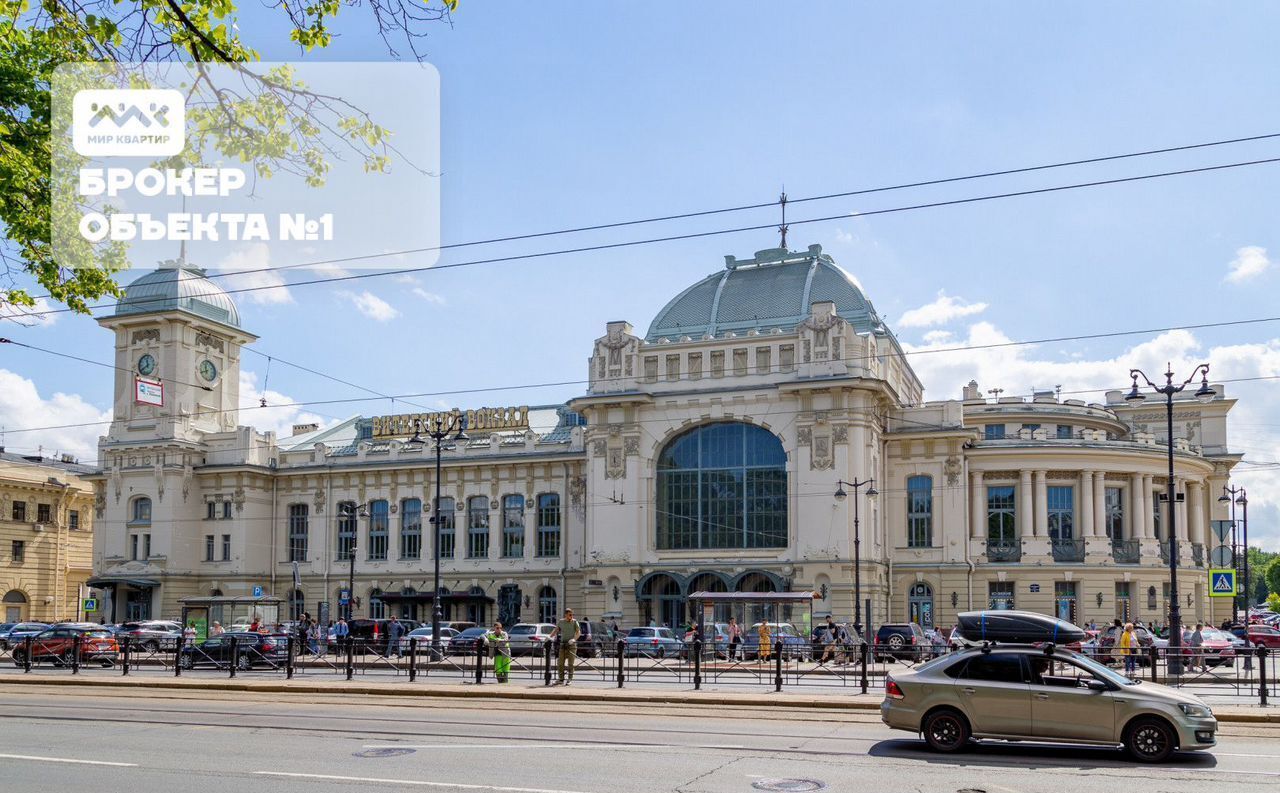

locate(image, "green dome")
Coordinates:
645 245 884 342
114 261 241 328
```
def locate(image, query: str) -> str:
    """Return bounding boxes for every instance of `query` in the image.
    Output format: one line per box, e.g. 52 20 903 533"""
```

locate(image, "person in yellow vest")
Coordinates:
1118 622 1138 675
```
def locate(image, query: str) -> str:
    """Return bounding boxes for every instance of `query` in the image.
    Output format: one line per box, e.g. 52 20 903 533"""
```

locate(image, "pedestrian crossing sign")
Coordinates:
1208 569 1236 597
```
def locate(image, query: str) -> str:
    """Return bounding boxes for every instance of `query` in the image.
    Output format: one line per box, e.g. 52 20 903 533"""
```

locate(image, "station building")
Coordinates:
89 245 1242 630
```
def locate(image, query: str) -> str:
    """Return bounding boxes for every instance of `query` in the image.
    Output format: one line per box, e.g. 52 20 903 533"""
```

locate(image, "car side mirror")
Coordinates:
1086 679 1109 692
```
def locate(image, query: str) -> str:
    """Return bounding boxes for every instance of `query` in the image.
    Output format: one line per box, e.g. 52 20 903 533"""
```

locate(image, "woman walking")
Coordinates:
1119 622 1138 675
757 622 772 663
486 621 511 683
727 617 743 661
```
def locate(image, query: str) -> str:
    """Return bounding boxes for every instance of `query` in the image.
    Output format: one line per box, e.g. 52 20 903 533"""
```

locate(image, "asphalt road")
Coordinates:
0 685 1278 793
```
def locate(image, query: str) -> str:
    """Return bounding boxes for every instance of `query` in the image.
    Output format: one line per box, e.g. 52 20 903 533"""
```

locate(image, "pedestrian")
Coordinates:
486 621 511 682
249 616 261 633
1119 622 1138 675
1189 623 1204 671
757 622 772 663
297 613 311 656
307 622 320 654
836 622 856 664
550 607 580 685
183 621 197 647
333 618 349 650
727 617 743 661
387 616 403 657
818 624 836 664
210 621 225 636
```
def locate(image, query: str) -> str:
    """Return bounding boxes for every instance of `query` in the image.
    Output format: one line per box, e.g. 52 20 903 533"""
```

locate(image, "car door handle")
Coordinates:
1035 693 1050 700
961 687 976 695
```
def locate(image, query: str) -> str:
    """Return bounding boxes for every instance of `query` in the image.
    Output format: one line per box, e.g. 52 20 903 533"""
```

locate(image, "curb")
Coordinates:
3 674 1278 723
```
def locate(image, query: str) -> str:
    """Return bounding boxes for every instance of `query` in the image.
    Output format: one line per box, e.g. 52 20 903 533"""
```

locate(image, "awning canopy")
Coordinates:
87 576 161 589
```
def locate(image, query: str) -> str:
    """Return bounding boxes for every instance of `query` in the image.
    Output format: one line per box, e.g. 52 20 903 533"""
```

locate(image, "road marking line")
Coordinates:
363 742 747 751
255 771 599 793
0 753 137 767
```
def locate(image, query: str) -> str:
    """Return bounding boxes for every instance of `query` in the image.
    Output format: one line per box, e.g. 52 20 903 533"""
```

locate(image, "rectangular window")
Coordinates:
368 500 389 560
12 540 25 563
204 535 215 562
984 424 1005 440
467 496 490 558
988 581 1015 610
643 356 658 382
502 495 524 557
732 348 748 376
206 502 216 520
1022 423 1040 433
1115 582 1132 622
143 533 152 558
68 510 79 531
710 350 725 378
779 344 795 372
12 501 25 521
221 534 231 561
222 501 232 519
665 354 680 381
536 493 561 557
400 499 422 560
756 346 771 374
986 486 1016 545
337 501 357 560
288 503 309 562
130 534 139 561
688 353 702 380
1047 486 1074 540
1105 486 1124 540
36 503 51 523
1054 581 1077 623
1056 425 1073 439
436 497 456 559
906 475 933 548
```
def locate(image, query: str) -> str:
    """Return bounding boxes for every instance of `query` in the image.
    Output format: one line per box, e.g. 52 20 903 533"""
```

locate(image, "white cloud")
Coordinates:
0 296 59 328
1225 245 1270 284
238 370 333 439
0 369 108 461
305 262 352 280
834 228 855 245
898 291 989 328
411 287 445 305
216 243 293 305
337 289 399 322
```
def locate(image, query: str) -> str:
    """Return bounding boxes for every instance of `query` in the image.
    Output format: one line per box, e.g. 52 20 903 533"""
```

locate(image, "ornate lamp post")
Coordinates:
1218 484 1248 623
407 413 469 660
1125 362 1214 674
834 478 878 634
339 502 369 621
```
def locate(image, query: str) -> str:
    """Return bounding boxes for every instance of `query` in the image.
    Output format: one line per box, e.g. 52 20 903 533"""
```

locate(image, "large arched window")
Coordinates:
537 585 557 624
130 496 152 525
656 422 787 550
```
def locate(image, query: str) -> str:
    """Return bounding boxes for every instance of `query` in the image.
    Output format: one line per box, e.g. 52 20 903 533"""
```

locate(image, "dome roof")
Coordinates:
114 261 241 327
645 244 885 342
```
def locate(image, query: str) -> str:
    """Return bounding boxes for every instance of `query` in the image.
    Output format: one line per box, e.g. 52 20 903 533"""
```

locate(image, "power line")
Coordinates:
24 130 1280 300
15 153 1280 322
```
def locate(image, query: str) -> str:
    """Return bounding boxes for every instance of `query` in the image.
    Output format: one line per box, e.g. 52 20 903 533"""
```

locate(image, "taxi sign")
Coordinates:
1208 568 1237 597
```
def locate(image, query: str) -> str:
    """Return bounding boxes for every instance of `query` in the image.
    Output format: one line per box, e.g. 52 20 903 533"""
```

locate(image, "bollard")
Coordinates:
408 638 418 682
543 638 553 687
1259 646 1269 706
616 639 625 688
121 636 130 676
71 633 81 675
229 635 238 678
774 640 783 692
286 635 294 680
860 641 869 694
693 638 703 690
474 638 484 685
346 638 355 681
23 636 32 673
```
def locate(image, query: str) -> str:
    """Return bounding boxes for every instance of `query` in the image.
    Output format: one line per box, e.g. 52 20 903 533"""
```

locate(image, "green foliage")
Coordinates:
1267 559 1280 599
1267 592 1280 614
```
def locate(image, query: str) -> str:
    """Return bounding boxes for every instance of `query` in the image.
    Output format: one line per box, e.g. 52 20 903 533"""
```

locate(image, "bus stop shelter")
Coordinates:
687 591 818 638
179 596 283 641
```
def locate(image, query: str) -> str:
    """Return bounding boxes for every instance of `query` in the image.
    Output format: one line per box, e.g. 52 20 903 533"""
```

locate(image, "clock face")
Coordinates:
199 359 218 382
137 354 156 376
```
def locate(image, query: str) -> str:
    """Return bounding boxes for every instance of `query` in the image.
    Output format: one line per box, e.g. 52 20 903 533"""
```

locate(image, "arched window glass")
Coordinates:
131 497 152 525
369 588 386 619
436 497 456 559
501 495 524 558
368 500 389 560
656 422 787 550
337 501 357 560
400 498 422 560
467 496 490 558
536 494 561 557
906 476 932 548
537 585 557 623
288 503 309 562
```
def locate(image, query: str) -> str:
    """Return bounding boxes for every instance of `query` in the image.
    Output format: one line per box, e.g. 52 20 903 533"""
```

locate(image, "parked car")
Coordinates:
11 625 118 667
623 626 683 658
1195 629 1237 668
115 620 182 652
881 645 1217 762
808 622 865 661
576 620 617 658
684 622 732 659
0 621 49 650
179 632 291 670
506 623 555 656
1098 625 1156 665
441 621 478 632
741 622 808 660
346 618 422 653
874 623 932 662
448 626 491 656
1246 624 1280 649
399 626 458 653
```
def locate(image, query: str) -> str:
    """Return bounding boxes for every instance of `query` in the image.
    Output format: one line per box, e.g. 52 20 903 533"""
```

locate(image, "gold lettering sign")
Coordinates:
371 406 530 439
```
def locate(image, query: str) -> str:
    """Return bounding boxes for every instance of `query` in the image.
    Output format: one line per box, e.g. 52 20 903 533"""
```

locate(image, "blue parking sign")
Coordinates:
252 585 264 598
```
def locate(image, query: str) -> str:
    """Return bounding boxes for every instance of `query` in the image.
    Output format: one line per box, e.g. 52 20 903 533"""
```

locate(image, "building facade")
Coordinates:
1 451 97 622
90 246 1242 630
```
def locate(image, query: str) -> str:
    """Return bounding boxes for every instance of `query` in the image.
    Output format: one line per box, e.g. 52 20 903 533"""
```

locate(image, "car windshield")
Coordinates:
509 625 538 635
1201 629 1231 641
458 628 486 637
628 628 652 637
82 630 113 638
1063 650 1139 686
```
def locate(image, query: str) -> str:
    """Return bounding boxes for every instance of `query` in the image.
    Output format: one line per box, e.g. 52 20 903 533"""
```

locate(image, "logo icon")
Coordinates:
73 89 185 156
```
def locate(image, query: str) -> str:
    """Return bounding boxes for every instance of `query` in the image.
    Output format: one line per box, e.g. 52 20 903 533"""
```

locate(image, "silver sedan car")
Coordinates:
881 645 1216 762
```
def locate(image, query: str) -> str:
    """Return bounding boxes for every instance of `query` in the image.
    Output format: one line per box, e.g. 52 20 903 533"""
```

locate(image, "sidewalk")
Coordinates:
3 672 1278 724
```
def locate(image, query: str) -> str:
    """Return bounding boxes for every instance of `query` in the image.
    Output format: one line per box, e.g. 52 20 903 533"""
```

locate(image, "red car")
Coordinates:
1246 624 1280 649
1192 628 1237 668
11 624 119 667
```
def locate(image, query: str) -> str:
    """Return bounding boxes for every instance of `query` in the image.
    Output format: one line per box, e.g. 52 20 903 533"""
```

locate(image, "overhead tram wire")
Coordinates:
16 153 1280 324
26 129 1280 299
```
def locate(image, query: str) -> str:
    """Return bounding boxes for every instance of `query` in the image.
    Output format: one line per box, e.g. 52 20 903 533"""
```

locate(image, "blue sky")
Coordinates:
4 3 1280 547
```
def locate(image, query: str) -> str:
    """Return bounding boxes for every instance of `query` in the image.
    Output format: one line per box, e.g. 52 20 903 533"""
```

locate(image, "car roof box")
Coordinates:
955 610 1085 645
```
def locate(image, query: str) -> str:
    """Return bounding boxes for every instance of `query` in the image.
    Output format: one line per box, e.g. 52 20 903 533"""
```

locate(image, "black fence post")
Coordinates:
121 637 130 676
71 633 81 675
616 639 625 688
22 636 32 673
174 637 183 677
408 638 418 682
286 636 294 680
345 639 355 681
543 638 553 687
1149 646 1159 684
693 638 703 691
1258 646 1269 706
228 635 238 679
860 641 869 694
774 639 783 692
474 638 484 685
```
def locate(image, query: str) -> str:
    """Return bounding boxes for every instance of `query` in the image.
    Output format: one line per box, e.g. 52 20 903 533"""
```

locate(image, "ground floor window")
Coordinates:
988 581 1015 610
1115 582 1132 622
1055 581 1077 623
907 582 934 628
538 586 557 624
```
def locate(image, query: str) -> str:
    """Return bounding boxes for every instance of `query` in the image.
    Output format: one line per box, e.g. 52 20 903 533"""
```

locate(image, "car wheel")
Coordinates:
1126 717 1176 763
179 654 194 670
59 650 76 667
11 651 24 667
144 641 159 653
236 654 253 671
888 635 905 649
922 709 970 753
655 646 667 659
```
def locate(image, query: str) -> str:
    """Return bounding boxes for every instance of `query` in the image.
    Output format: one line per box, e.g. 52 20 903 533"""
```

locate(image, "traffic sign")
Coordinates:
252 585 264 598
82 598 98 612
1211 520 1233 544
1208 569 1237 598
1210 545 1234 568
338 588 351 606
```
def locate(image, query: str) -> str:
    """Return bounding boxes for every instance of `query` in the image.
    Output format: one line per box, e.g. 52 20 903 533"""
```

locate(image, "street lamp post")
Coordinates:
834 478 878 634
1125 362 1215 675
1219 485 1249 623
340 502 369 621
407 413 469 661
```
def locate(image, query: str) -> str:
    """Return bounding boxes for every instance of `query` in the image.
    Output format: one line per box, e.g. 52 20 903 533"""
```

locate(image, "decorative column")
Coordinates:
1175 477 1189 542
1188 482 1206 560
970 472 984 541
1079 472 1095 536
1142 475 1156 539
1033 470 1048 537
1018 470 1033 539
1130 474 1145 542
1092 473 1106 538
